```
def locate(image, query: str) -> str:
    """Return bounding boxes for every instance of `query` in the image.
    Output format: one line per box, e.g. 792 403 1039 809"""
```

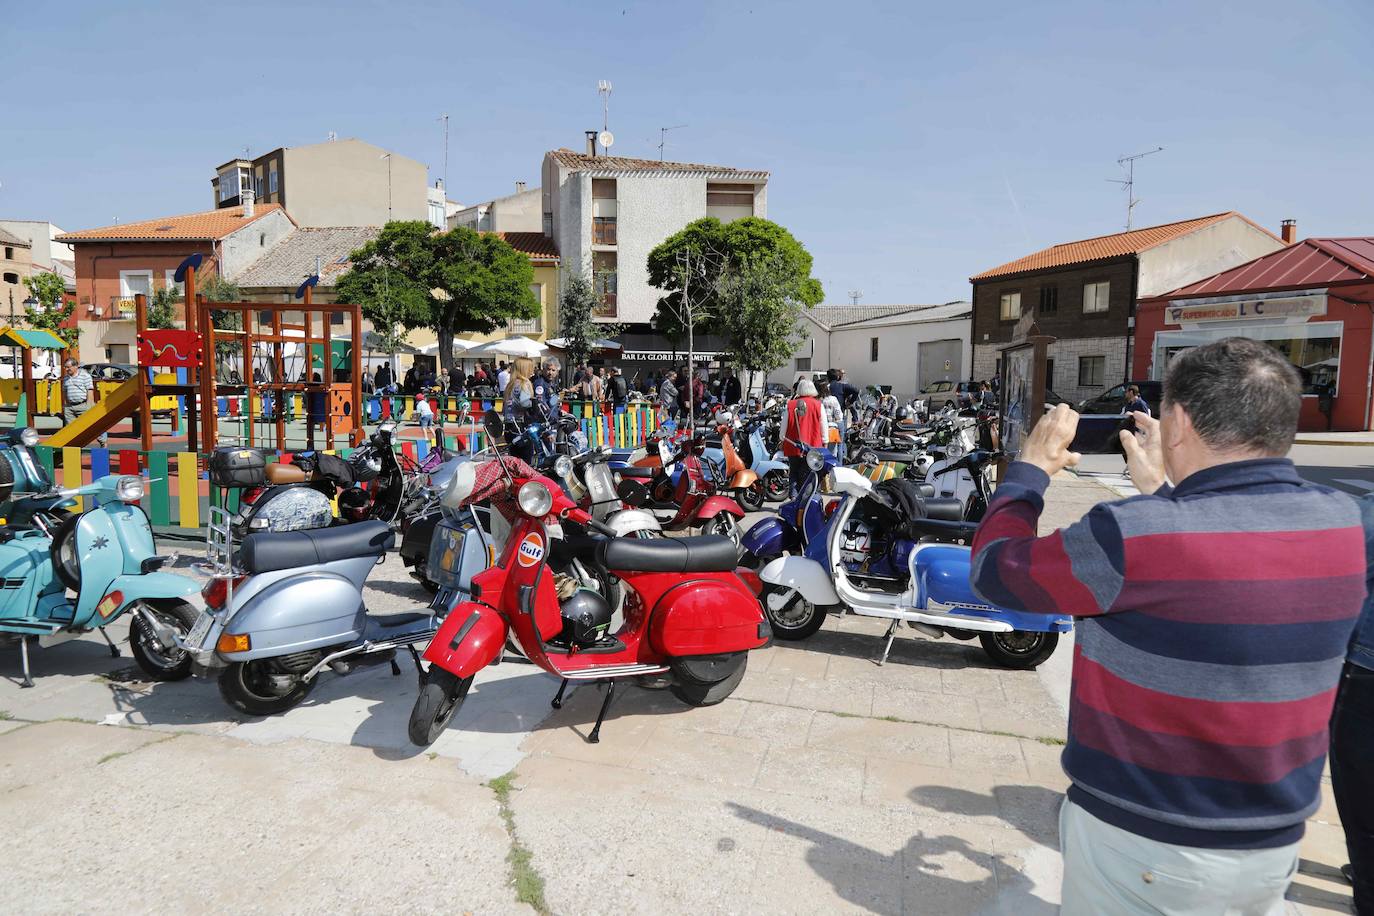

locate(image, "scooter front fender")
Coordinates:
422 603 508 679
760 556 840 606
756 459 789 476
693 495 745 522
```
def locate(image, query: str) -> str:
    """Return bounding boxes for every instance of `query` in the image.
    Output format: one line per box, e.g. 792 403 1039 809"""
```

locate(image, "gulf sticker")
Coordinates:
517 532 545 568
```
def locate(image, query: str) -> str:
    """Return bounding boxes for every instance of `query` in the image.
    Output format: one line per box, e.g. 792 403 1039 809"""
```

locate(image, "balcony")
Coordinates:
592 217 617 246
593 292 617 319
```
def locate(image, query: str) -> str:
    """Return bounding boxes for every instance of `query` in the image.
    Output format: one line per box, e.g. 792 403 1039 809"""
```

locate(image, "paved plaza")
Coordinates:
0 473 1357 914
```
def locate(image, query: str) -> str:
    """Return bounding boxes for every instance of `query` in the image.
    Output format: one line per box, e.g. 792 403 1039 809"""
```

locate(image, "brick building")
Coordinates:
969 212 1285 404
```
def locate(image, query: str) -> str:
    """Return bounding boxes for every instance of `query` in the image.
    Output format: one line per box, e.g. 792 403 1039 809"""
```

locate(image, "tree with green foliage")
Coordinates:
556 272 624 374
147 286 179 329
647 217 823 388
199 275 244 379
336 221 538 372
20 272 78 349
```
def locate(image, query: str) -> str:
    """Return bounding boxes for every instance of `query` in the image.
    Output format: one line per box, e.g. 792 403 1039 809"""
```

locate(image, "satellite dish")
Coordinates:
598 130 615 150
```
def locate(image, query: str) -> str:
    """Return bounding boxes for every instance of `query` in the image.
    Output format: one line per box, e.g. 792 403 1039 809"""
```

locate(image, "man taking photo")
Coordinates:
970 337 1366 914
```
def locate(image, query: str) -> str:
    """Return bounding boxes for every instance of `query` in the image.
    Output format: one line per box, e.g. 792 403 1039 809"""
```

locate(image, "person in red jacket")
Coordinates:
781 378 829 495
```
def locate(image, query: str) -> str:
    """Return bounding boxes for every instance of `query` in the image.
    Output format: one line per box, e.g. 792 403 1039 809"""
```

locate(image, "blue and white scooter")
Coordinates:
757 458 1070 669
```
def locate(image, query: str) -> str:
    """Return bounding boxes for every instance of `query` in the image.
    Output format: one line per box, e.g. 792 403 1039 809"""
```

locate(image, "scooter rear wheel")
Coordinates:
408 668 474 746
763 470 789 502
128 600 198 681
670 652 748 707
218 660 318 715
979 631 1059 670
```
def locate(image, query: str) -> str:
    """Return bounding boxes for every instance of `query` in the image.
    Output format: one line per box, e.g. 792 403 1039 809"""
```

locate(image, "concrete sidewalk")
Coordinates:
0 472 1355 914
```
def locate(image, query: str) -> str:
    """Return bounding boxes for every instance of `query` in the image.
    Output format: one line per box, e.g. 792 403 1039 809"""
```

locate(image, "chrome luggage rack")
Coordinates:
194 506 243 581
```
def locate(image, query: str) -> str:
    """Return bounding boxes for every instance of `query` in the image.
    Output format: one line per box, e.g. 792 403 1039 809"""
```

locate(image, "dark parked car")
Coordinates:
82 363 137 382
1070 380 1164 454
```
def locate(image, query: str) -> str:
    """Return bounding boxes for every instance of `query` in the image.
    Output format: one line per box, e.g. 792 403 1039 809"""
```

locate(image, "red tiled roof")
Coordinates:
498 232 560 262
55 204 288 243
546 148 767 177
1165 238 1374 298
970 212 1275 281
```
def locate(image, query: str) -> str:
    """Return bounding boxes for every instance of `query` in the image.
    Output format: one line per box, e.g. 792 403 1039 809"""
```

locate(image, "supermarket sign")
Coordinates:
1167 291 1326 325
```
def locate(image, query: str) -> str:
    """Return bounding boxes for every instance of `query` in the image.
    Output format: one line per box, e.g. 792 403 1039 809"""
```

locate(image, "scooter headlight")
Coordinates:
18 428 39 448
945 438 965 461
553 455 574 479
115 475 145 503
517 480 554 518
806 450 825 472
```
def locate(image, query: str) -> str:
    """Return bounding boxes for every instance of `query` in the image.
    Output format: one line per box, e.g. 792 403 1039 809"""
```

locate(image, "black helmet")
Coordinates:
338 486 372 522
559 588 612 646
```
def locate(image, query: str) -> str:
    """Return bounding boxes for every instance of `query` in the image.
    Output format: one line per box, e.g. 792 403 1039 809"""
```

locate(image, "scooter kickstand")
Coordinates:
587 680 617 744
551 678 569 710
19 636 33 688
98 628 120 658
878 620 900 666
405 646 425 683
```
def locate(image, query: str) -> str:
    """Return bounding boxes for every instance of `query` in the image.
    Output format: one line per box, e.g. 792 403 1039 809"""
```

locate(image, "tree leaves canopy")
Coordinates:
557 273 624 372
335 221 538 370
21 272 78 348
647 216 823 370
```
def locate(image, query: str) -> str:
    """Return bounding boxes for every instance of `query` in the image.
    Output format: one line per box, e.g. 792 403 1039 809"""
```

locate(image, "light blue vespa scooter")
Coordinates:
0 429 203 686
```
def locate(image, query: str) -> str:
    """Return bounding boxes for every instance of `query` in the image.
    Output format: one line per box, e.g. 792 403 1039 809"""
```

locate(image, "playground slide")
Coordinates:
44 377 141 448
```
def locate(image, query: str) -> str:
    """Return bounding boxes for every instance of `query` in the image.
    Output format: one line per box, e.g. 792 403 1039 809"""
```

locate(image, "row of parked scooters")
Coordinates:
0 397 1069 747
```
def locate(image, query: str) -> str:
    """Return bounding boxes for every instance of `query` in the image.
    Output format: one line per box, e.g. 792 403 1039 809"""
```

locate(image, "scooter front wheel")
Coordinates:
218 660 318 715
128 599 198 681
737 480 766 512
408 668 474 746
761 584 827 640
979 631 1059 670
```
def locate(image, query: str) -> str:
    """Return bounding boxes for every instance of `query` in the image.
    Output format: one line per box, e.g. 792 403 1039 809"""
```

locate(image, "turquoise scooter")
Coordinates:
0 428 203 686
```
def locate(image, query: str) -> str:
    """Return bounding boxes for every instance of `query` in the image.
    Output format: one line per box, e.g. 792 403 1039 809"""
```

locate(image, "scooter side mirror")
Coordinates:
483 409 505 441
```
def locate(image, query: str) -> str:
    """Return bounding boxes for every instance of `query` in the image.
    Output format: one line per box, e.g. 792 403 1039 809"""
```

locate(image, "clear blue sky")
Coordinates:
5 0 1371 304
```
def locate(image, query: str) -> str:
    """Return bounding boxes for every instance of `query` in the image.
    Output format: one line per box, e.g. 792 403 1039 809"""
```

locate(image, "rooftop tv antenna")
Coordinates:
1106 146 1164 229
597 80 614 154
848 290 863 306
437 113 449 192
658 124 688 160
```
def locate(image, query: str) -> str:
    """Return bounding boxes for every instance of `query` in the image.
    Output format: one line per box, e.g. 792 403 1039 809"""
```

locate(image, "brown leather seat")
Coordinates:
265 463 310 484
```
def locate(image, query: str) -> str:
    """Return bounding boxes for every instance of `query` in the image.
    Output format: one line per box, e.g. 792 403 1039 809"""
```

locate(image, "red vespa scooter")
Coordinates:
408 452 771 746
617 430 747 548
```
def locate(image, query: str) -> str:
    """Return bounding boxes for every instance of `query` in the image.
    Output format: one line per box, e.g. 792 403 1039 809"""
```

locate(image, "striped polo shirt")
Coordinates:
971 459 1366 849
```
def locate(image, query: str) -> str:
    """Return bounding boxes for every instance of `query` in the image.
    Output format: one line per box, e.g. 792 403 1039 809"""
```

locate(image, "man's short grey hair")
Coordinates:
795 379 818 398
1162 336 1301 456
63 357 79 368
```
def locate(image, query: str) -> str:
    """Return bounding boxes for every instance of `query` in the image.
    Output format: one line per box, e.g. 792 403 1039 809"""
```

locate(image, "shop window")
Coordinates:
870 337 879 362
1154 324 1342 396
1038 285 1058 315
1083 281 1110 314
1078 355 1105 387
999 291 1021 321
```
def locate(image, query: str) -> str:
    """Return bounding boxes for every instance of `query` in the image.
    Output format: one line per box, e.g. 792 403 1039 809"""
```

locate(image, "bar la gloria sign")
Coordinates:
1168 291 1327 325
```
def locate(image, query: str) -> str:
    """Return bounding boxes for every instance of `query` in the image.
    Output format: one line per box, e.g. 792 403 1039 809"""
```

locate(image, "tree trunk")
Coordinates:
437 324 454 374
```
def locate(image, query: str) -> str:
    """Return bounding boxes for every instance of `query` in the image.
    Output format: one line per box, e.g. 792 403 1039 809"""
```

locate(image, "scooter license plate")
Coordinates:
185 611 215 649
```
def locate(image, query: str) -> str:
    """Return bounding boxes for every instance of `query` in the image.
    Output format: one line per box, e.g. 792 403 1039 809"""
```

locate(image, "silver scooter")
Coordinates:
182 489 490 715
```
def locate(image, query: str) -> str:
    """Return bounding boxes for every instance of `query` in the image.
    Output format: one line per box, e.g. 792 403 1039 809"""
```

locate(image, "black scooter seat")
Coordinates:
923 498 964 522
617 466 655 478
598 535 738 573
373 611 433 629
239 521 394 574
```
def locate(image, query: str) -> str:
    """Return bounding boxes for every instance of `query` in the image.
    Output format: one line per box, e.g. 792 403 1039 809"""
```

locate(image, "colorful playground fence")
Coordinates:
25 400 661 533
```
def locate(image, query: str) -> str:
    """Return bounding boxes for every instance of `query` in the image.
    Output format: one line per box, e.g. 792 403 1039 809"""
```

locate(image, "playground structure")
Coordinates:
44 254 365 453
0 326 66 419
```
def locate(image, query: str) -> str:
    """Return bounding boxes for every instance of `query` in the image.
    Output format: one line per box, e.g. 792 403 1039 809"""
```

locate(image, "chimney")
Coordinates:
1280 219 1297 245
242 185 255 218
516 181 527 194
585 130 598 157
